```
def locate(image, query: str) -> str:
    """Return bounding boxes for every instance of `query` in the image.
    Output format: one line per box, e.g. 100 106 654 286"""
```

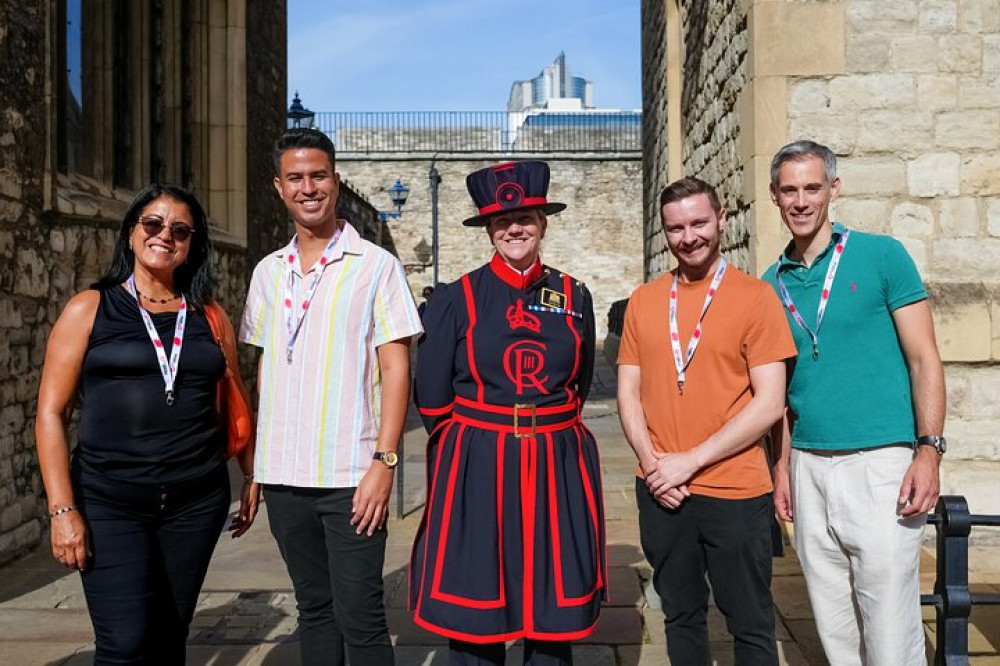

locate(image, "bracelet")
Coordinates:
243 473 254 483
50 506 77 517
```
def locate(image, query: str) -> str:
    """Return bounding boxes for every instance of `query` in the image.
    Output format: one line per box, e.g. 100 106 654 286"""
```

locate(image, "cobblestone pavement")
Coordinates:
2 356 998 664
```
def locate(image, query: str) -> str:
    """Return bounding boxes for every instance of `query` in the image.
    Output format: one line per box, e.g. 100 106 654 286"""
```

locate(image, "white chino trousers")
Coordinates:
791 446 927 666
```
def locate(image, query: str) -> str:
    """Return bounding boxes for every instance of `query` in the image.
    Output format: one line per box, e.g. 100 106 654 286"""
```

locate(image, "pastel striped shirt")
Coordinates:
239 221 423 488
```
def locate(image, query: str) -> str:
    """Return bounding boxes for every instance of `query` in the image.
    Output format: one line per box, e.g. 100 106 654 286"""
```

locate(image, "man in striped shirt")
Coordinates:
240 128 422 666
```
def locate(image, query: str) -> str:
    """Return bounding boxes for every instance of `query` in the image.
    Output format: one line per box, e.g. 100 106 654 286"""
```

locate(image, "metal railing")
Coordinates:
314 111 642 155
922 496 1000 665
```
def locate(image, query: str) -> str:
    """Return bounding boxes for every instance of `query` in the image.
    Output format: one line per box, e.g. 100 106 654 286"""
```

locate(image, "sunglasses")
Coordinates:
138 217 197 242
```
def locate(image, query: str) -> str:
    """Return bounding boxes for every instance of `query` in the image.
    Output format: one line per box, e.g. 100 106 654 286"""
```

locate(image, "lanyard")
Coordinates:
126 275 187 406
669 258 727 394
283 229 342 364
775 229 851 359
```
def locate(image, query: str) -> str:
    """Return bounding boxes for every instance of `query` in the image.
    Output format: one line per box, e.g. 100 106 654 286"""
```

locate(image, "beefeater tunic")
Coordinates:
409 254 607 643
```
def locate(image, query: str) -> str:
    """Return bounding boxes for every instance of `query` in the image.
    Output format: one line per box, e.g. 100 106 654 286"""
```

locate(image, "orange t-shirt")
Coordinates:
617 266 796 499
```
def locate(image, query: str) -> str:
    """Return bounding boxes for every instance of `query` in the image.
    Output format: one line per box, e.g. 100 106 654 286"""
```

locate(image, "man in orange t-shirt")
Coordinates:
617 177 796 665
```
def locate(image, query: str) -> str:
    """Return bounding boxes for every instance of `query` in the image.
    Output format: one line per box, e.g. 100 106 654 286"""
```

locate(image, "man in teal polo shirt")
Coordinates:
762 140 946 666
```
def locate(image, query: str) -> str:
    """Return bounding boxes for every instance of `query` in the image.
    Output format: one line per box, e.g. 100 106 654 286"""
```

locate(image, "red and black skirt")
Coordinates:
409 399 607 643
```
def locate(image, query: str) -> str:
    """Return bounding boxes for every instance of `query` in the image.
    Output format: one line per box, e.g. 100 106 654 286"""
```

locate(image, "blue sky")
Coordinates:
287 0 641 112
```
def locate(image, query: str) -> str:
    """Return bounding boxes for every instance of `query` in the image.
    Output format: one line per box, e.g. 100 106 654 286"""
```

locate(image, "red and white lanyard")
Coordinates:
283 229 342 364
669 258 727 394
775 230 851 359
126 275 187 406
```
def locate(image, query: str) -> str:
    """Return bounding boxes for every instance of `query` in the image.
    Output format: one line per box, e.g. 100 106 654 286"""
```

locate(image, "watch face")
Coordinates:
382 451 399 467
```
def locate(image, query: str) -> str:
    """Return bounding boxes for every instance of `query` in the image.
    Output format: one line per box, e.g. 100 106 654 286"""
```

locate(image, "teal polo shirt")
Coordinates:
762 223 927 450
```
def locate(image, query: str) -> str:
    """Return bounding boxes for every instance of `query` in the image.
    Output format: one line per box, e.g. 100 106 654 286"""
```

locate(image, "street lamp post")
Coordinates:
377 179 411 223
286 91 315 129
429 157 442 286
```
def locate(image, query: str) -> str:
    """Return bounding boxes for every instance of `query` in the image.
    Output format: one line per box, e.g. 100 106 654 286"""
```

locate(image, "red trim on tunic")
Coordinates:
563 274 581 405
489 253 543 290
412 614 599 644
419 403 454 417
454 396 577 416
453 412 579 435
547 431 601 607
521 436 537 634
430 424 505 609
461 275 485 403
414 420 457 616
581 421 610 603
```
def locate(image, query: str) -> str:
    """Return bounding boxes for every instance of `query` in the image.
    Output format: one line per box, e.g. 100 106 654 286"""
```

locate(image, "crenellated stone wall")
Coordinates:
339 156 644 340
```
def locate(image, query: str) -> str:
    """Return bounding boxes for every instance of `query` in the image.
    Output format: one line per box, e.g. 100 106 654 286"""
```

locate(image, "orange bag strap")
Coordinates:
203 302 253 406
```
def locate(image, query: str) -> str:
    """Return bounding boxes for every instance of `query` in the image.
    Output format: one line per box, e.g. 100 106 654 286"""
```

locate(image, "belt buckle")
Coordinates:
513 403 537 439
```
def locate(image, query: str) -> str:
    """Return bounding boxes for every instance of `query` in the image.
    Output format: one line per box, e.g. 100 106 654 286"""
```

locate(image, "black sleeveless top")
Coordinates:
76 286 227 484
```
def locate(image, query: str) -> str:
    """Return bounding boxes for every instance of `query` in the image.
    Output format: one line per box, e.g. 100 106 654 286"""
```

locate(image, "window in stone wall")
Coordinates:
61 0 91 176
56 0 150 191
52 0 248 248
183 0 248 246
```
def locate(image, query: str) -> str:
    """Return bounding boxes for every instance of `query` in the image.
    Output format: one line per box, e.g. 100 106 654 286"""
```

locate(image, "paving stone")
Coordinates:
616 643 669 665
783 619 829 666
605 565 643 607
580 606 644 645
771 576 815 621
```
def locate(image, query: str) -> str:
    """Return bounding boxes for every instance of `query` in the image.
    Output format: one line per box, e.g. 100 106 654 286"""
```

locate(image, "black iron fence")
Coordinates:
314 111 642 154
922 496 1000 665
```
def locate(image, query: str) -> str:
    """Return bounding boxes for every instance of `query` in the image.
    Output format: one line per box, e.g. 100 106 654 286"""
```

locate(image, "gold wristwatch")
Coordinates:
373 451 399 468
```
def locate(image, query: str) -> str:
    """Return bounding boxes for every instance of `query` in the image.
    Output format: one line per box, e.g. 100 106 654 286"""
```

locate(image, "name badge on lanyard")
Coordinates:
283 228 342 364
125 275 187 406
775 230 851 359
669 258 727 394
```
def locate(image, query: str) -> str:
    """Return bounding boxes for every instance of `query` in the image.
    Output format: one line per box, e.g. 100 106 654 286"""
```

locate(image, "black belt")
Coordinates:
796 442 914 456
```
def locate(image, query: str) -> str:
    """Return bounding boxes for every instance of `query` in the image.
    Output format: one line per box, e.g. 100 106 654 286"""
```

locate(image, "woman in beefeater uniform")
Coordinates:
410 161 606 665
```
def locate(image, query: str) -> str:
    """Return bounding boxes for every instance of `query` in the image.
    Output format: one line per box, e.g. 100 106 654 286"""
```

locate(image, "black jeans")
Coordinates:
636 480 778 666
76 464 230 665
449 639 572 665
263 485 393 666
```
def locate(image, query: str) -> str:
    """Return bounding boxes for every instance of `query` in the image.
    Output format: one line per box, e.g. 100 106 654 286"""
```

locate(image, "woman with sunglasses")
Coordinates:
35 183 258 664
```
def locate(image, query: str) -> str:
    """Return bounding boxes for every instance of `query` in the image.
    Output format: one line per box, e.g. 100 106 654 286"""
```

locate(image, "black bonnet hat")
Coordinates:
462 160 567 227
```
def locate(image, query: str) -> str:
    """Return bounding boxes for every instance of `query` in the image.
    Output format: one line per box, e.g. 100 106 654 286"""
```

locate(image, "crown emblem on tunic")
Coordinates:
506 299 541 333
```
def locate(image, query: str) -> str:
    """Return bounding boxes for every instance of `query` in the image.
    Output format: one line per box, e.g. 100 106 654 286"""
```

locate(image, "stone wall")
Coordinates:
641 0 752 279
641 0 671 280
642 0 1000 520
0 0 289 565
339 156 644 340
781 0 1000 516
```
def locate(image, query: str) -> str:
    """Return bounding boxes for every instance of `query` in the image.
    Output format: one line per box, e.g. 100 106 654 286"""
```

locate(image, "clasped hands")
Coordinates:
643 450 699 509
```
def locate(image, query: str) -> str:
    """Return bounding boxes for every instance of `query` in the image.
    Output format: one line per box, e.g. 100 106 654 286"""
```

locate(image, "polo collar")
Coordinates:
489 253 544 290
777 222 847 272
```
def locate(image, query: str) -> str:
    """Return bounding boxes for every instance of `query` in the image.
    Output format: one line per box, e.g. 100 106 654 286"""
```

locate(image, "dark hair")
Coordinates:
92 183 215 309
658 177 723 215
770 140 837 186
273 128 336 175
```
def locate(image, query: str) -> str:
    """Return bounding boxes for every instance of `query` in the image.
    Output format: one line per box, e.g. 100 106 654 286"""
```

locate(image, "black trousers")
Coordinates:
636 480 778 666
449 639 572 665
76 464 230 665
263 485 393 666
